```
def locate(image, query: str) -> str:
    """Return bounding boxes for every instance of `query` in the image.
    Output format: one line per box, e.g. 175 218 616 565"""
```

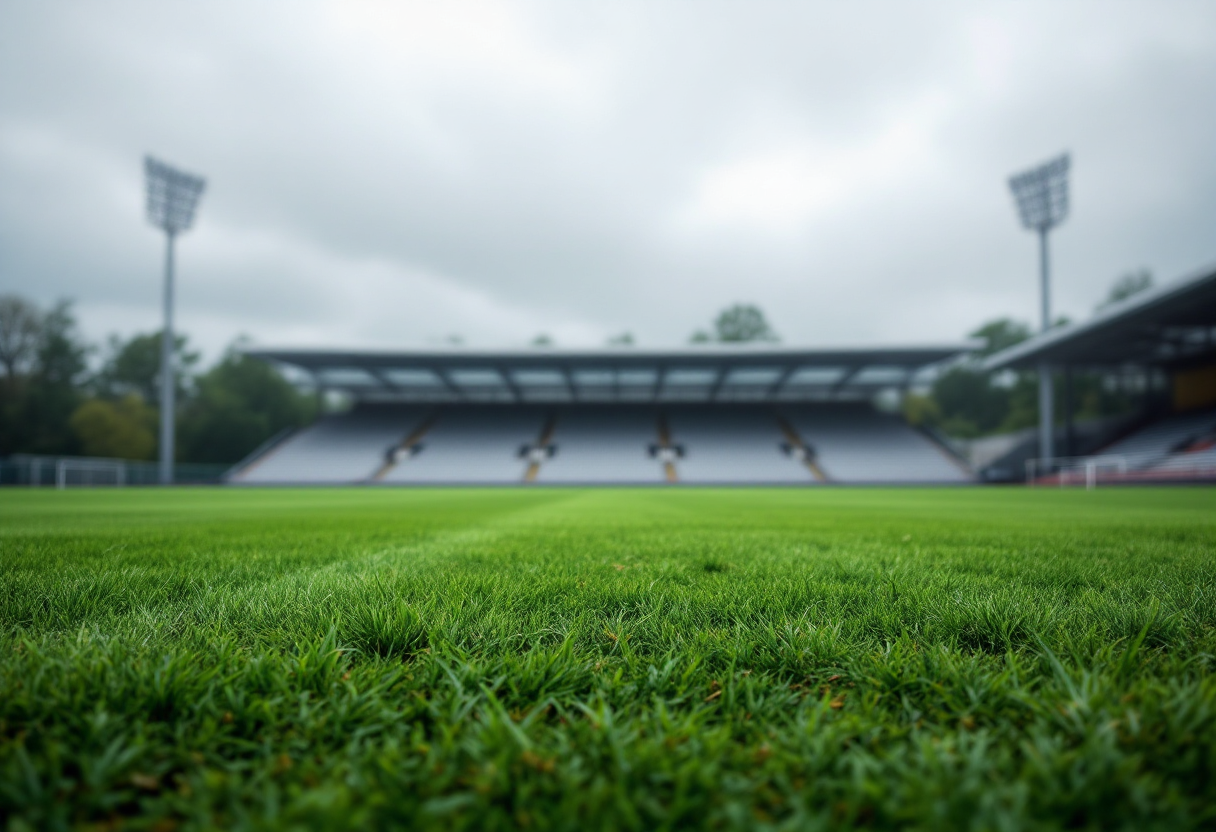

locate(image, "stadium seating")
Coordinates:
535 408 664 483
382 407 543 484
231 402 975 485
233 406 424 484
1147 446 1216 476
1099 409 1216 469
782 404 971 483
666 407 814 483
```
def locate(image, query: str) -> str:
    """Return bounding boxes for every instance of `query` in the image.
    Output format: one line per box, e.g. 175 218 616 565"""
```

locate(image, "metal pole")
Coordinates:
1037 227 1053 468
159 231 176 485
1039 227 1051 333
1064 365 1075 457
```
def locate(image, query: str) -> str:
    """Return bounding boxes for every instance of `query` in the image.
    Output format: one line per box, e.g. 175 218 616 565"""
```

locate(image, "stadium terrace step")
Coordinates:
233 407 428 484
371 414 437 481
654 413 680 483
229 403 978 486
782 404 972 484
535 407 665 484
521 413 559 483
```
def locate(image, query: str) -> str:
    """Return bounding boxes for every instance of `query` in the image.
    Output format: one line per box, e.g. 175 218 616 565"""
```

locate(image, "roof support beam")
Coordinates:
246 346 977 405
367 367 397 391
498 365 522 403
708 367 727 402
438 369 468 403
768 365 798 400
559 366 575 401
829 365 862 399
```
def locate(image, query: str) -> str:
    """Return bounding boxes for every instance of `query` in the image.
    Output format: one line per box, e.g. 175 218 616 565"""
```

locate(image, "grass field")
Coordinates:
2 487 1215 831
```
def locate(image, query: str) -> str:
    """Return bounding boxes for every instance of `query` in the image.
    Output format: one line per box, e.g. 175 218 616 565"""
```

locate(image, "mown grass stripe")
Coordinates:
1 486 1214 830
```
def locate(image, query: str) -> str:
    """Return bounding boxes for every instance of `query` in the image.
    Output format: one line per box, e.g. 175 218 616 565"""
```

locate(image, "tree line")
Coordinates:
0 275 1154 463
902 318 1142 438
685 297 1148 439
904 271 1156 438
0 295 315 464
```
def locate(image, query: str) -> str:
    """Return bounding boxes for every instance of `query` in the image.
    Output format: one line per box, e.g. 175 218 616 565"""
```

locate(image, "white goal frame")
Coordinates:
55 458 128 489
1026 455 1129 489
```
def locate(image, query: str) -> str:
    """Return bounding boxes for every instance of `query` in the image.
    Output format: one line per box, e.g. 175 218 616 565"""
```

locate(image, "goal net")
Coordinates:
55 458 128 488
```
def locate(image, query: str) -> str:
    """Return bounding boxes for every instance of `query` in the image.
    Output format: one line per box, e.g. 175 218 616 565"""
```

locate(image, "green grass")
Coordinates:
2 487 1215 831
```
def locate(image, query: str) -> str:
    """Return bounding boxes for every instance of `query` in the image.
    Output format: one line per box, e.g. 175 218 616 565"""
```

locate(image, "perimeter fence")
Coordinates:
1026 451 1216 488
0 454 230 487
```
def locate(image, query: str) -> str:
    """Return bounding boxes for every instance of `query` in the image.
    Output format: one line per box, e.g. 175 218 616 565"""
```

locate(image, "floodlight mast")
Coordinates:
144 156 206 485
1008 153 1070 473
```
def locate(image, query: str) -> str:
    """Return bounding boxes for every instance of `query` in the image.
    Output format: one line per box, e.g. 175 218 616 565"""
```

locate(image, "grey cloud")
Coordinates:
2 1 1215 362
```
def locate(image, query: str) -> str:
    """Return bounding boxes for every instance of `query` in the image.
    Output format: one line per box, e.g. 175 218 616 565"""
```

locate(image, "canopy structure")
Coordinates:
246 343 975 405
984 263 1216 372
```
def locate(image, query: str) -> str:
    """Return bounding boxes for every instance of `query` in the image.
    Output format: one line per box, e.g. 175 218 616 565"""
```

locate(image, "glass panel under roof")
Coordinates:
521 388 572 402
786 366 846 385
850 365 909 385
382 368 444 387
462 388 514 402
617 369 657 385
715 387 770 401
658 387 712 402
777 386 834 401
663 368 718 385
316 367 379 386
512 369 566 386
448 368 505 387
572 369 614 386
723 366 782 385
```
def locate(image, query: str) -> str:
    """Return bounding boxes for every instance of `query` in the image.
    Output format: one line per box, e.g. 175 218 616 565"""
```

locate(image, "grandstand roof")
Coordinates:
246 343 973 404
984 263 1216 372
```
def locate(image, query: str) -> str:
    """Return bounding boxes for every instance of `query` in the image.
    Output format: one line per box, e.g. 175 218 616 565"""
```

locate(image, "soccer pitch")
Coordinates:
2 487 1215 830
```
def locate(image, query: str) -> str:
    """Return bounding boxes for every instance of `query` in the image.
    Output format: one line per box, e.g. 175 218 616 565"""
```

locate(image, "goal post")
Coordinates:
5 455 227 486
55 458 128 489
1025 454 1129 489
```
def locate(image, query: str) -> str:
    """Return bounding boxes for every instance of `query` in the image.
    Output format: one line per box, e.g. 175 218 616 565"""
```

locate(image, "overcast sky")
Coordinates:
2 1 1215 361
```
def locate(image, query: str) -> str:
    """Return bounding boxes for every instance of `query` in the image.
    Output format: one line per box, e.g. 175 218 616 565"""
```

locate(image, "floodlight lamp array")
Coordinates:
1008 153 1070 232
144 155 206 235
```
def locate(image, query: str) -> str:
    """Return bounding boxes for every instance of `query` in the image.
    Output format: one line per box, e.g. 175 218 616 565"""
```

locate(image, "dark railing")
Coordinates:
0 455 230 487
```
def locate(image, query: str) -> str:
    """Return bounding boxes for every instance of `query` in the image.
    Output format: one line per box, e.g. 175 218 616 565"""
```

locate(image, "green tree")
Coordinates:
969 318 1031 357
691 304 779 344
930 368 1011 437
96 331 199 403
37 301 89 387
902 393 941 428
925 318 1031 438
0 295 41 380
1098 269 1152 311
70 394 157 460
1002 372 1048 432
0 295 44 454
1 300 91 455
179 348 316 464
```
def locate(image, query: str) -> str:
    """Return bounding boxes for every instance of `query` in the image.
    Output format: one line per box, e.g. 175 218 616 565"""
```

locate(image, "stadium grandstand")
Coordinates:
985 263 1216 484
230 345 975 485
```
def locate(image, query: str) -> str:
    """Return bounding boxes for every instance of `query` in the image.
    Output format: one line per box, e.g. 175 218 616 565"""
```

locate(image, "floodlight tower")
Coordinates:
1008 153 1070 470
144 156 206 485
